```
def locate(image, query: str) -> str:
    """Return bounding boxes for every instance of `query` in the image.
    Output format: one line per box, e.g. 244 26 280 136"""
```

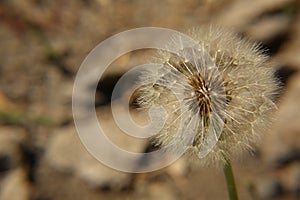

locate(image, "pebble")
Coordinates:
256 176 283 199
0 168 30 200
44 117 146 190
0 127 26 172
262 73 300 167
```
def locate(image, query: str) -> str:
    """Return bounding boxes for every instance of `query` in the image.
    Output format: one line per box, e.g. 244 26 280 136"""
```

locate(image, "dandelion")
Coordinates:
136 25 279 199
137 25 278 163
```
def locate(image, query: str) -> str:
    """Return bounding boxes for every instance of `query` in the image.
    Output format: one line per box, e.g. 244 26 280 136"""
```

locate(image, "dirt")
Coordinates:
0 0 300 199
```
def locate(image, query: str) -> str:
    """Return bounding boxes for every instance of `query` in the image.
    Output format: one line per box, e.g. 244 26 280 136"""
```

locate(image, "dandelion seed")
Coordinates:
136 25 279 166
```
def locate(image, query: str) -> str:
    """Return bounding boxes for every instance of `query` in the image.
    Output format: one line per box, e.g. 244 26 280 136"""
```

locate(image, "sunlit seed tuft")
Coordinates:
136 25 280 166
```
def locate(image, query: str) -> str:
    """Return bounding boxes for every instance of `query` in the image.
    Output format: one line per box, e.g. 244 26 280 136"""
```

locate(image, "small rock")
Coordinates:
277 13 300 70
214 0 292 29
136 181 179 200
0 127 26 172
245 15 291 42
167 158 188 178
256 176 283 199
0 168 31 200
45 120 143 190
262 72 300 167
0 155 12 173
280 162 300 195
0 90 22 111
147 182 178 200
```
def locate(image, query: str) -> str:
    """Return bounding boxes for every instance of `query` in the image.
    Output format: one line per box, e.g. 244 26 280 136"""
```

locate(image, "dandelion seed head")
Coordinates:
136 25 279 166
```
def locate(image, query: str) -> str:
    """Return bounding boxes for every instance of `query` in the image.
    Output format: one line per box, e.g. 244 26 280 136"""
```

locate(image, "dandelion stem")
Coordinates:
223 158 239 200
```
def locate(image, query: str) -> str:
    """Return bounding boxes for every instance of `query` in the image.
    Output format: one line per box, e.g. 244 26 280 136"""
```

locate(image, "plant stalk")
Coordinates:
223 158 239 200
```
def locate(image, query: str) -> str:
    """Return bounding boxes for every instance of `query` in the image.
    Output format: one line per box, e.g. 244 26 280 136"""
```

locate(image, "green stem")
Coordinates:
223 158 239 200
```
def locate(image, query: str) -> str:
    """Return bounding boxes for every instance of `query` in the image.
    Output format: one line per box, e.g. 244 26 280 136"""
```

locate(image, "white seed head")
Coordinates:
136 25 279 166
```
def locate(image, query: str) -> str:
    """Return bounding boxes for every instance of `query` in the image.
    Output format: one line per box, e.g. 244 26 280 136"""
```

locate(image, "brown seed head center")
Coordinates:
189 73 212 127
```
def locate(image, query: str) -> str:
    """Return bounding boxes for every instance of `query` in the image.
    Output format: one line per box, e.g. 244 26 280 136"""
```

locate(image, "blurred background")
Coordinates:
0 0 300 199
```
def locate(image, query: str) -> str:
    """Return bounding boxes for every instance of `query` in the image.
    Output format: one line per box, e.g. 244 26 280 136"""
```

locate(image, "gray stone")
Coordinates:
45 125 130 190
0 127 26 172
256 176 283 199
0 155 12 172
45 104 148 190
142 182 178 200
280 162 300 194
214 0 292 29
262 73 300 167
0 168 30 200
